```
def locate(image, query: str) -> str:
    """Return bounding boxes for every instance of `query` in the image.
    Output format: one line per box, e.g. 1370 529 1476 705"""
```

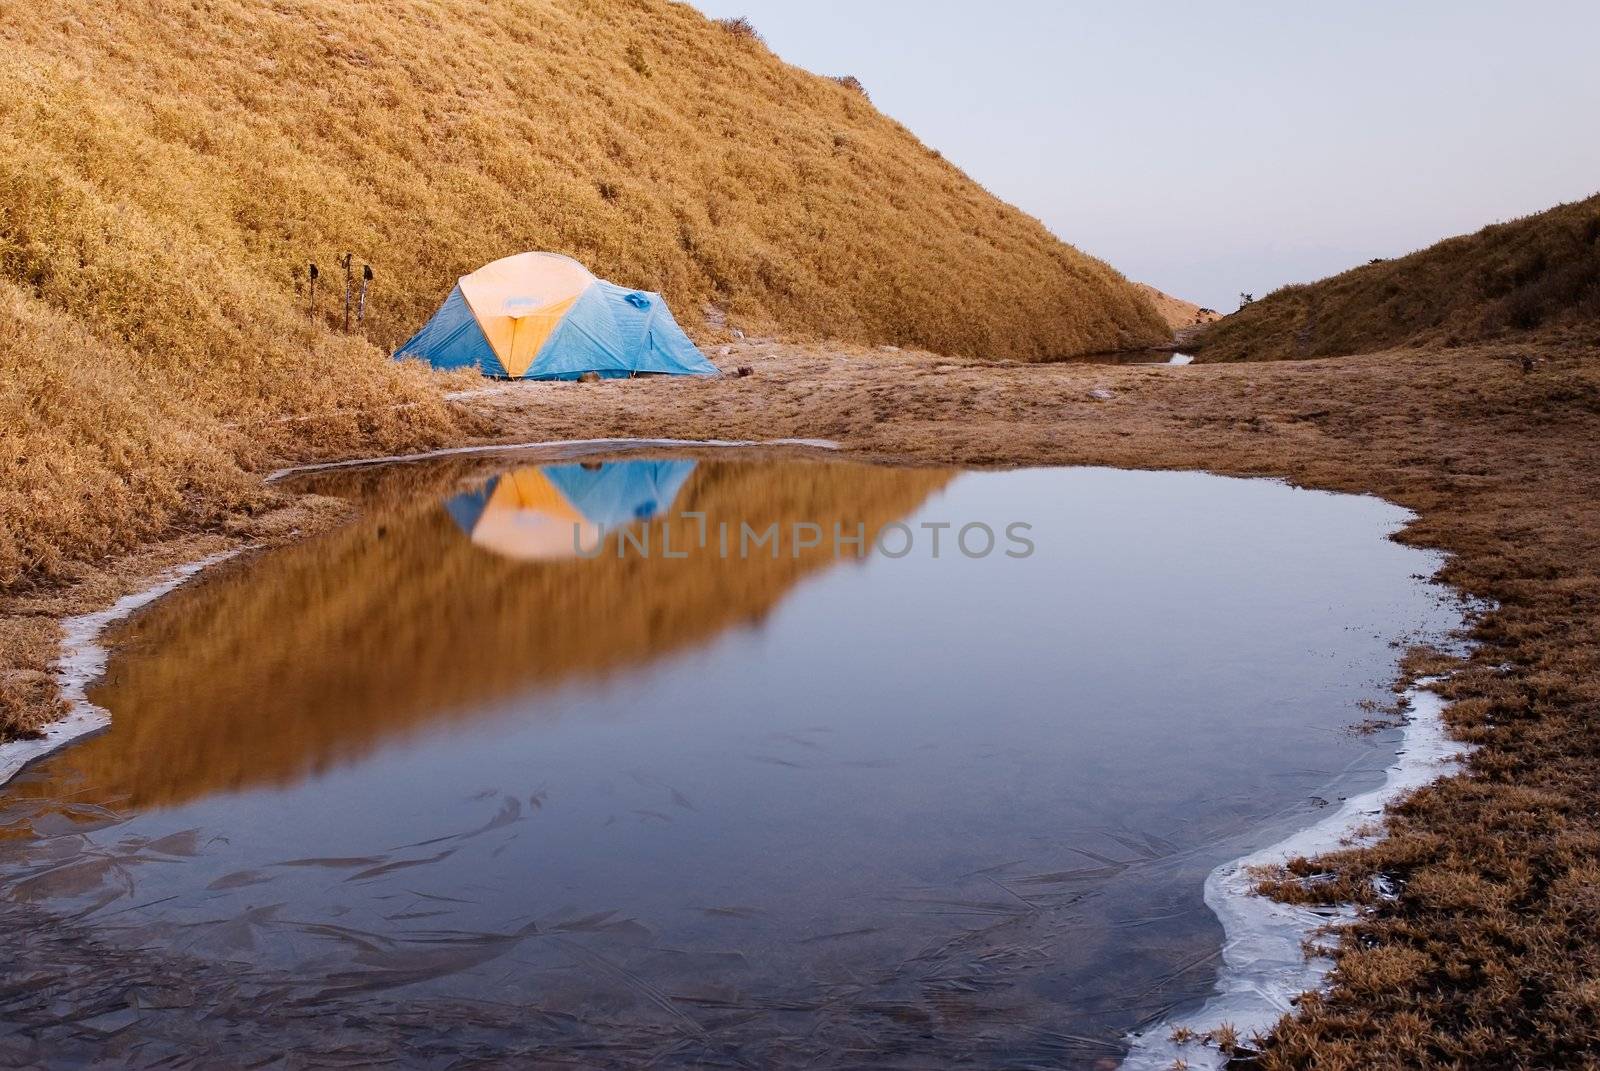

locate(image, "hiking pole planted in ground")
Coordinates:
307 262 320 320
358 264 373 328
340 252 354 333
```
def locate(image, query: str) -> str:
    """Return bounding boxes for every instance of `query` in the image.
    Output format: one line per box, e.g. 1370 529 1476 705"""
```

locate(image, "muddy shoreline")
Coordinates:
1 338 1596 1066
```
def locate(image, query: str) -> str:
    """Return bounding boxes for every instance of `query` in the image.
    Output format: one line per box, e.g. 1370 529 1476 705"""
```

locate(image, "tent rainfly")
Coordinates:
397 252 716 380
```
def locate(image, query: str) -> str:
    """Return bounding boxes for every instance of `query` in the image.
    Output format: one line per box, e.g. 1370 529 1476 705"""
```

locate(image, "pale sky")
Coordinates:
690 1 1600 312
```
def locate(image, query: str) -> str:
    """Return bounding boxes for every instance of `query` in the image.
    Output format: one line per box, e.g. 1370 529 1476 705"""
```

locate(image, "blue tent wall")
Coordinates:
530 284 633 380
529 284 716 381
615 286 719 379
394 286 505 375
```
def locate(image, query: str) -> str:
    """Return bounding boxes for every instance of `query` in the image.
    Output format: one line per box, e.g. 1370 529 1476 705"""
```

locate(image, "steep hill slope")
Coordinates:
1133 282 1220 333
1197 193 1600 361
0 0 1166 590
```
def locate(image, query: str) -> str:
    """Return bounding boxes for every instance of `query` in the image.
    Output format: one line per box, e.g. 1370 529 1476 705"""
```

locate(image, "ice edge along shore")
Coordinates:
1121 682 1472 1069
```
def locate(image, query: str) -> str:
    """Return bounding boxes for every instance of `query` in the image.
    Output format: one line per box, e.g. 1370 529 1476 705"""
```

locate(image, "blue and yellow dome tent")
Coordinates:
446 459 698 560
397 252 718 380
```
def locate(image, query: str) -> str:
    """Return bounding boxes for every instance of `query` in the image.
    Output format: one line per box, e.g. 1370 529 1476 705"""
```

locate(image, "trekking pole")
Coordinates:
358 264 373 328
308 262 319 320
340 252 354 333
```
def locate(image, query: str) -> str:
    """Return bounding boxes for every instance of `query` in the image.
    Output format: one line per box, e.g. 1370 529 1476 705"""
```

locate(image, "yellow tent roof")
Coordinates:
457 253 596 377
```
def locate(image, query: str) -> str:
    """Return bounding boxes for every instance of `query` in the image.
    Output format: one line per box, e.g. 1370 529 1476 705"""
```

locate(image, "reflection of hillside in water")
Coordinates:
36 456 950 810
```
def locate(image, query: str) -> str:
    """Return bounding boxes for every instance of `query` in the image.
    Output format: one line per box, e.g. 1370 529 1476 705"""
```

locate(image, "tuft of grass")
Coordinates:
831 74 870 99
1197 192 1600 361
624 41 652 76
0 0 1166 593
714 15 764 42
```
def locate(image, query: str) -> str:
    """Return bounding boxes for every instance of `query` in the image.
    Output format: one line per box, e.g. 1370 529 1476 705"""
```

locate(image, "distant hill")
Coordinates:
1197 193 1600 361
1133 283 1221 333
0 0 1166 591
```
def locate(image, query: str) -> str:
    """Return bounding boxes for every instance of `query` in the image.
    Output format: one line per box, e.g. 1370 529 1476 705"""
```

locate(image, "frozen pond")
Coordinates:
0 453 1463 1067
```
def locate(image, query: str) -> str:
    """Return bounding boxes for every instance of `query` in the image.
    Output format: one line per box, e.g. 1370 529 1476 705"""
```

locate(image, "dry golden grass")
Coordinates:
0 281 256 586
0 0 1164 590
1197 192 1600 361
1133 282 1218 331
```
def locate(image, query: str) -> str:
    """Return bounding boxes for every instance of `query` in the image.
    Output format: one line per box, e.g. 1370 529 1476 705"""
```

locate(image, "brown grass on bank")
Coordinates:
1198 192 1600 361
0 274 469 592
0 281 257 586
0 0 1164 590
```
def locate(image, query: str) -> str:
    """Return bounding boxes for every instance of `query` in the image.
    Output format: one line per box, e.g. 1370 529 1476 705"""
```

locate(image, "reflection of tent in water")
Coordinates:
446 459 697 560
34 459 950 810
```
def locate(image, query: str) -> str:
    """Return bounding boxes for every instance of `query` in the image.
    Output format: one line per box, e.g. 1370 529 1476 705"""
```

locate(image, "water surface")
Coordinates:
0 453 1462 1068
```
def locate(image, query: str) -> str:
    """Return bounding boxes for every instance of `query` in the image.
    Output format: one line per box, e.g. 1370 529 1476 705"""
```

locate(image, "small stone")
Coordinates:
578 371 601 384
717 345 732 357
1088 387 1115 400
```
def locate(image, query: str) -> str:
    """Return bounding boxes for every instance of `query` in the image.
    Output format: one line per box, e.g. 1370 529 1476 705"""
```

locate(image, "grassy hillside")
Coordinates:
0 0 1164 592
1133 282 1219 333
1197 193 1600 361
